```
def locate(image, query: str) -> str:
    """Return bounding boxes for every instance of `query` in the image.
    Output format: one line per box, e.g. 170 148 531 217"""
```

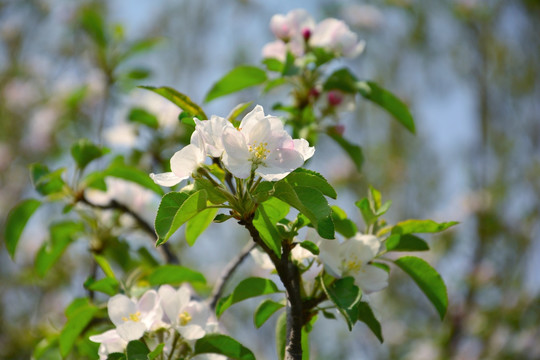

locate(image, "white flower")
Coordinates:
107 290 163 341
318 234 388 294
150 131 206 187
262 40 287 62
89 329 128 360
270 9 315 42
309 18 365 58
158 285 210 340
221 105 314 181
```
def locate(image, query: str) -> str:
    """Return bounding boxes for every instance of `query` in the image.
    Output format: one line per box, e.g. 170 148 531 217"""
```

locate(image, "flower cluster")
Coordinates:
150 105 314 186
262 9 365 63
90 285 222 360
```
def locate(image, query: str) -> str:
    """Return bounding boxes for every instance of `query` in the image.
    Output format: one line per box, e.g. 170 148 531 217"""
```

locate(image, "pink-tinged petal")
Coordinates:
170 144 205 179
262 41 287 62
353 265 389 294
117 321 146 341
138 290 163 330
150 172 183 187
292 139 315 161
108 295 136 327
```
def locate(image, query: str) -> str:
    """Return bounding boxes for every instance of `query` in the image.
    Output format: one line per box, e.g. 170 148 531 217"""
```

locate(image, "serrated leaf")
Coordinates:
71 139 106 170
216 277 280 317
331 206 358 238
194 334 255 360
186 208 218 246
155 190 208 246
35 222 84 277
126 340 149 360
394 256 448 320
254 300 284 328
386 234 429 252
84 277 119 296
148 265 206 286
391 220 459 235
59 301 97 357
5 199 41 259
326 130 364 171
320 277 362 330
284 168 337 199
128 107 159 129
356 301 383 343
205 65 267 102
357 81 416 134
299 241 319 255
30 164 66 196
253 198 289 257
138 86 207 119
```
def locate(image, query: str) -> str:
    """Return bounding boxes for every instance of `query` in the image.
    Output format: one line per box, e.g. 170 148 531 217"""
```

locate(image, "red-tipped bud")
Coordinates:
309 87 320 99
302 28 311 41
327 90 344 106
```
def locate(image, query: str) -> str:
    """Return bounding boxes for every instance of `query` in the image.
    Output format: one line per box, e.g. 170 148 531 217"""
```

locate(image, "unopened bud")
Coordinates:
302 28 311 41
327 90 344 106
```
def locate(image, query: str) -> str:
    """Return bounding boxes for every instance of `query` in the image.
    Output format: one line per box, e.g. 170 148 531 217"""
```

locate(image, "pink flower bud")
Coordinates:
309 87 320 99
302 28 311 41
327 90 344 106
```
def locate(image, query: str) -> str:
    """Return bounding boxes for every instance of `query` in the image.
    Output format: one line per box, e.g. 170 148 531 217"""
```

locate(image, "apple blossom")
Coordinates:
107 290 163 341
158 284 212 340
221 105 314 181
309 18 366 58
318 233 388 294
193 115 233 158
269 9 315 42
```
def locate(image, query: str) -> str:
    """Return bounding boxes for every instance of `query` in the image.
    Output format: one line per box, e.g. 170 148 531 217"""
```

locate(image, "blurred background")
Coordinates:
1 0 539 359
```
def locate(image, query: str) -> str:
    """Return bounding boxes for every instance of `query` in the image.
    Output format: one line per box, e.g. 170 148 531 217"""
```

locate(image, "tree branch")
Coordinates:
80 195 179 264
240 216 303 360
209 242 256 310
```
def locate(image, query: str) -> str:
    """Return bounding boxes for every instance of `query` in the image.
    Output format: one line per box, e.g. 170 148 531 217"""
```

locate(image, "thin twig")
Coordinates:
80 195 179 264
209 242 257 310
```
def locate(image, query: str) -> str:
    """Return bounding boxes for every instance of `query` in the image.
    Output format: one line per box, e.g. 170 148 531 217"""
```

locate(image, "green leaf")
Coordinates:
326 130 364 171
284 168 337 199
394 256 448 320
386 234 429 252
214 214 233 223
119 38 162 63
216 277 280 317
71 139 106 170
126 340 149 360
253 198 290 257
357 81 416 134
186 208 218 246
323 68 358 93
35 222 84 277
147 343 164 360
273 182 334 239
59 301 97 357
93 254 116 278
282 51 300 76
262 58 283 72
356 301 383 343
84 277 119 296
276 311 287 360
194 178 227 204
205 65 267 102
148 265 206 286
30 164 66 196
226 102 253 122
321 277 362 330
299 241 319 255
138 86 207 119
79 7 107 47
5 199 41 259
331 206 358 238
155 190 208 246
391 220 459 235
124 67 151 80
194 334 255 360
107 353 126 360
254 299 284 328
355 198 377 227
104 160 163 195
128 107 158 129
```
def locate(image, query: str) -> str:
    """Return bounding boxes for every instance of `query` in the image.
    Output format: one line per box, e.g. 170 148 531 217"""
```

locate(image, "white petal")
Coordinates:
170 144 205 179
116 321 146 341
138 290 163 330
108 295 137 327
150 172 182 187
350 234 380 262
222 128 252 179
179 324 206 340
318 239 343 278
354 265 388 294
158 285 178 323
292 139 315 161
258 148 304 181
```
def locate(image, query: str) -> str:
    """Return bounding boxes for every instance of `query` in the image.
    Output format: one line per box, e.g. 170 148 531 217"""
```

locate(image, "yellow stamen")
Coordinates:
179 311 192 326
121 311 141 322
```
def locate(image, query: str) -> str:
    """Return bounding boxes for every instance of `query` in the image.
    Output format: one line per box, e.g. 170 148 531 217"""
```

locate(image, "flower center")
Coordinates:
122 311 141 322
344 256 363 274
178 311 192 326
248 141 270 163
